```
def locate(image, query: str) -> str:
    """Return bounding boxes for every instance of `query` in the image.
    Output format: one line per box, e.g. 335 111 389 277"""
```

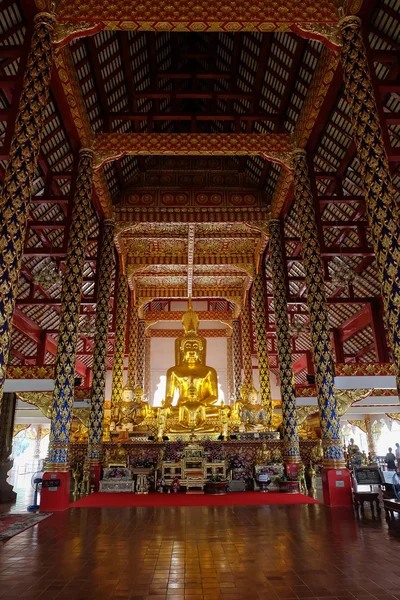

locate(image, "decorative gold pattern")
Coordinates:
227 336 234 402
111 273 128 410
340 16 400 397
293 23 342 50
136 320 146 390
48 149 94 469
93 133 292 170
0 13 55 413
88 220 115 463
232 320 242 401
240 305 253 389
56 0 339 31
269 220 300 462
144 337 151 400
53 21 103 47
127 304 138 388
293 150 343 467
253 274 272 424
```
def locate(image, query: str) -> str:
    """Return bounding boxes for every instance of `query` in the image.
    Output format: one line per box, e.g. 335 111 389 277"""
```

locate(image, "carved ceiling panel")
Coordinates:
124 238 188 257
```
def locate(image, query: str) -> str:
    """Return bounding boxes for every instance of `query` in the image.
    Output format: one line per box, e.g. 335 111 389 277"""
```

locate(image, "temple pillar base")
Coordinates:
322 467 352 507
285 463 299 479
89 464 101 492
40 472 71 512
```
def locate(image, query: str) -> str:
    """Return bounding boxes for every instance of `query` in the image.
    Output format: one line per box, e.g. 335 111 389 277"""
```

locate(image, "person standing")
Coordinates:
385 447 397 470
395 443 400 469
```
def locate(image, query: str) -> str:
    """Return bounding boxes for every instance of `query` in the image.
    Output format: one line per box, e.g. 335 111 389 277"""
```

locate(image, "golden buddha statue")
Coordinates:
255 442 271 465
165 299 219 432
236 383 269 431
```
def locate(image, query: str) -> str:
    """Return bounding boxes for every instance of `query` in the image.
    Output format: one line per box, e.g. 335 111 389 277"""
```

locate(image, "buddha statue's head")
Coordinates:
248 385 259 405
182 338 202 366
175 298 207 366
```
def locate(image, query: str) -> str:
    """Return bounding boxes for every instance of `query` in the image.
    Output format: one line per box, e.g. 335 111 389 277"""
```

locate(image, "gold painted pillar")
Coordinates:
293 150 344 467
226 332 234 403
88 219 115 463
127 302 138 388
340 16 400 395
253 273 272 424
269 220 300 462
232 319 242 401
365 415 376 457
0 12 56 411
144 335 151 400
136 319 146 391
111 272 128 411
47 149 94 470
240 305 253 389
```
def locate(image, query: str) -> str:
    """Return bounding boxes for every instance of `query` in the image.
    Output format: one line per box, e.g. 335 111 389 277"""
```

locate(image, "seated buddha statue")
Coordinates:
165 299 218 432
236 383 269 431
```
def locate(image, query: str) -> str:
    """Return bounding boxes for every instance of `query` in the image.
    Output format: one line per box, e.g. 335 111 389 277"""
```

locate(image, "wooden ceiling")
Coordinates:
1 0 400 384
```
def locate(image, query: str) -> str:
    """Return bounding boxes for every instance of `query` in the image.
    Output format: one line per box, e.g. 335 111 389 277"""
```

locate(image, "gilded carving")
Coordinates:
93 133 291 170
56 0 339 31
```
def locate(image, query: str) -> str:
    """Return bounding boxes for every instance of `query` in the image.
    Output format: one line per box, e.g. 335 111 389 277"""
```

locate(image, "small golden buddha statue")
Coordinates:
236 383 269 431
255 442 271 465
218 400 231 438
157 400 171 440
165 299 218 432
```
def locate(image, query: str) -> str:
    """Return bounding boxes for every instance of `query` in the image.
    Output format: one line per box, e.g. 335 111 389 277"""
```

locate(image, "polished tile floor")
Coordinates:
1 503 400 600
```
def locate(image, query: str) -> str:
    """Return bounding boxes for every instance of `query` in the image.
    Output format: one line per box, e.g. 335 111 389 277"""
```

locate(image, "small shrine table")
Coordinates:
353 491 380 515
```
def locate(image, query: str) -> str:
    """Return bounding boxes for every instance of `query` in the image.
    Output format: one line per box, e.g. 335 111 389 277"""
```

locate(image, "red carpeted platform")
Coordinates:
70 491 320 508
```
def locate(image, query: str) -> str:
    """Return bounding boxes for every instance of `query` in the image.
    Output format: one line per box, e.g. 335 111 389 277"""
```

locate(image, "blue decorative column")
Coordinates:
340 15 400 397
111 272 128 412
232 319 242 401
88 219 115 466
293 149 344 469
46 149 94 472
0 12 55 412
268 220 300 463
253 273 272 425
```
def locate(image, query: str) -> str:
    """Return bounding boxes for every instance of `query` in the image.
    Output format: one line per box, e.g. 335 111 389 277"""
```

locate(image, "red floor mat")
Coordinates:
70 491 320 508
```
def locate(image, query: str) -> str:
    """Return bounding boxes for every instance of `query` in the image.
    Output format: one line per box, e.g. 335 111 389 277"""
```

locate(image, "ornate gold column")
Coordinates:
47 149 94 471
226 332 234 403
111 272 128 411
340 16 400 395
293 150 344 467
0 12 56 411
232 319 242 401
144 335 151 400
240 305 254 389
127 302 138 388
364 415 376 457
268 220 300 462
136 319 146 391
253 273 272 424
88 219 115 463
